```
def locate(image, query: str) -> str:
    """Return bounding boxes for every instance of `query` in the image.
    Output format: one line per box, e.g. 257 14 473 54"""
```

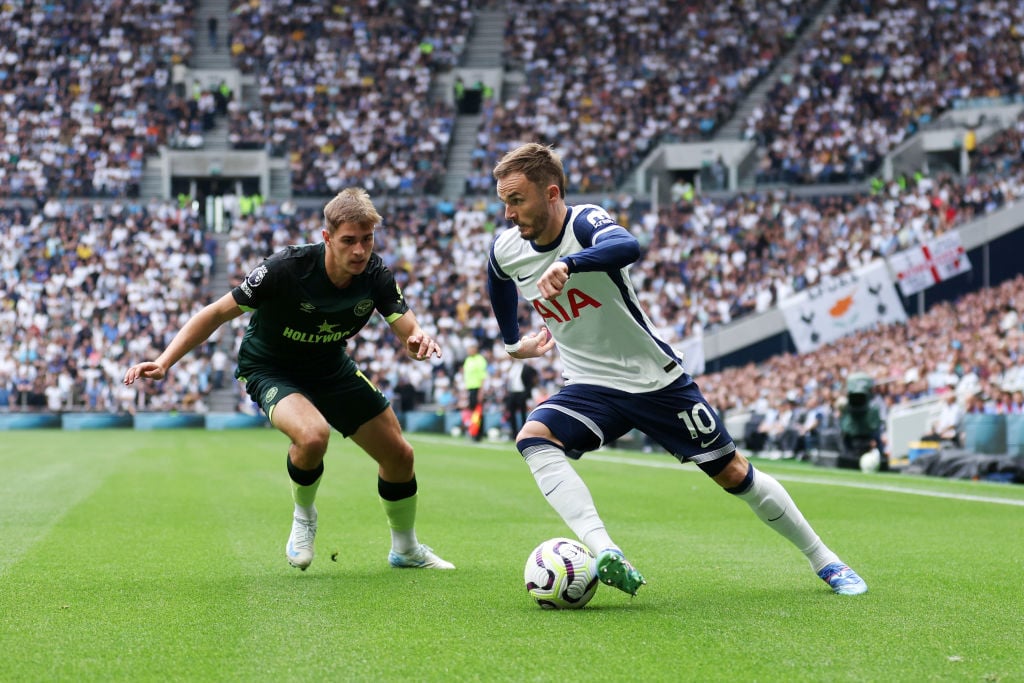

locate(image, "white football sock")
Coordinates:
734 467 839 572
523 444 614 554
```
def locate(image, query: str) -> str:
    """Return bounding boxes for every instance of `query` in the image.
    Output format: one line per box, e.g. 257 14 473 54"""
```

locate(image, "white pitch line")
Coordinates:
585 453 1024 507
414 436 1024 507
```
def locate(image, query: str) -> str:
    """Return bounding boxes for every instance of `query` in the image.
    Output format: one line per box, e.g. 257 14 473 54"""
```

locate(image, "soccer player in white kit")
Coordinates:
486 143 866 597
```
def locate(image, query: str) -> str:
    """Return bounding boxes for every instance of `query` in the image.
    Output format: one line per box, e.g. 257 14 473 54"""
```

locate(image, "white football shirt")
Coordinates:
488 204 684 393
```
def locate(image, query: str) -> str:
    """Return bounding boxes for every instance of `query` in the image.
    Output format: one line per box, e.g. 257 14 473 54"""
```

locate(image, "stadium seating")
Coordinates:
745 1 1024 184
0 0 197 199
466 0 821 194
223 0 473 196
2 0 1024 456
963 413 1008 456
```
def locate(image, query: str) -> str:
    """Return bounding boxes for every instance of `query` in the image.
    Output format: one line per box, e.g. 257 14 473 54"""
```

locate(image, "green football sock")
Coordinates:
291 477 321 519
380 493 418 553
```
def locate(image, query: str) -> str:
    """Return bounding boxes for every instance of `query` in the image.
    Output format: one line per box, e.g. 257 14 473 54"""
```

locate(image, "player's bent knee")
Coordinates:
293 424 331 458
378 439 415 470
396 440 416 467
517 420 554 443
698 450 742 480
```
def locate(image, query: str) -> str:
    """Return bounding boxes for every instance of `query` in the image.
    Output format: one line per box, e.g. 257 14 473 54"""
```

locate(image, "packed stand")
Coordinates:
645 164 1024 333
745 0 1024 185
699 274 1024 461
0 201 217 413
7 144 1024 418
224 0 477 196
0 0 197 200
463 0 818 195
970 109 1024 178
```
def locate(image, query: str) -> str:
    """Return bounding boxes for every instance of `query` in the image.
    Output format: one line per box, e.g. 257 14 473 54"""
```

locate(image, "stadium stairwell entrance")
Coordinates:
172 176 262 233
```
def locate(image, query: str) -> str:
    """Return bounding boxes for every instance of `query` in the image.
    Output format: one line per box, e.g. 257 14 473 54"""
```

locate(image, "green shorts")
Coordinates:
236 359 389 438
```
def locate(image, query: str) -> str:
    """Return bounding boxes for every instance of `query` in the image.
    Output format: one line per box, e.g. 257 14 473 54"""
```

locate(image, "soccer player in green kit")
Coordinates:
124 188 454 572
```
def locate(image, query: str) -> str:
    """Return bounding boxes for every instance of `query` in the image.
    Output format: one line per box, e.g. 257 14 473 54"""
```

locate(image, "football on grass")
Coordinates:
524 537 599 609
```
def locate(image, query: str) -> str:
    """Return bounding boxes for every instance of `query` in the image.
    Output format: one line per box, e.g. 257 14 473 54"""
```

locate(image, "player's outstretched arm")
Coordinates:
390 311 442 361
123 293 243 385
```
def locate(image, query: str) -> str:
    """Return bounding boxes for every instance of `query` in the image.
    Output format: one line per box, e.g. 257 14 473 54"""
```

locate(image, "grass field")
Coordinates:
2 429 1022 682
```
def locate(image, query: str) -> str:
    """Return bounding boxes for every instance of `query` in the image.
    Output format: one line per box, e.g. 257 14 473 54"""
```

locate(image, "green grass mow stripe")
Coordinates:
0 432 134 575
1 431 1022 682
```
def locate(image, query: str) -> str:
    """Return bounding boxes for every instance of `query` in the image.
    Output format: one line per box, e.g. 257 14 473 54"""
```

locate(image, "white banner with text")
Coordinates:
780 260 908 354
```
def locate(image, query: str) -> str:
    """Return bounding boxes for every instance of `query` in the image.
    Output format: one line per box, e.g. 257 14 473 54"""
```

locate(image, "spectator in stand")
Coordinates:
921 387 965 447
207 16 219 50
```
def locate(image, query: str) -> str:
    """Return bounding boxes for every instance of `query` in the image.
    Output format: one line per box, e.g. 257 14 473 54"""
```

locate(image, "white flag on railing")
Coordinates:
780 260 907 354
888 231 971 297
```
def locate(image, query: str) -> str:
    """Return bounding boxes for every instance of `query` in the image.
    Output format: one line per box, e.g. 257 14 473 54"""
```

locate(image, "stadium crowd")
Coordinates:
6 156 1023 442
0 200 216 414
462 0 819 195
745 0 1024 185
3 0 1024 459
0 0 197 200
5 1 1024 203
701 274 1024 459
223 0 475 196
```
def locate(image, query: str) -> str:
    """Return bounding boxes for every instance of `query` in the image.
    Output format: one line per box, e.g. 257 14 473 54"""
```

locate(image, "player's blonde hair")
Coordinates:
323 188 382 234
493 143 567 198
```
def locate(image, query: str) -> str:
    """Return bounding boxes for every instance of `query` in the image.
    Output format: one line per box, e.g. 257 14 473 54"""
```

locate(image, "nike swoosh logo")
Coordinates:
700 435 720 448
516 272 537 282
543 482 563 496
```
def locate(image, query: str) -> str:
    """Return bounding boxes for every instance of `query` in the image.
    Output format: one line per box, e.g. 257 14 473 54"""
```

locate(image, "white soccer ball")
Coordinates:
524 537 599 609
449 426 463 437
859 447 882 473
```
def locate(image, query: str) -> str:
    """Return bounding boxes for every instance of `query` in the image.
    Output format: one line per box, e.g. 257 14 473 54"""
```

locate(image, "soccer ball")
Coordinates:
859 447 882 473
523 537 599 609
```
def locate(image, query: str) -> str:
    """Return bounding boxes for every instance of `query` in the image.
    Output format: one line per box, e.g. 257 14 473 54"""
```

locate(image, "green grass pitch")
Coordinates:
1 430 1022 682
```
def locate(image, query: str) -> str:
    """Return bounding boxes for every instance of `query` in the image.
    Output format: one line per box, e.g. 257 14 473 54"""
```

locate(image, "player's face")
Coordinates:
496 171 558 245
322 221 375 283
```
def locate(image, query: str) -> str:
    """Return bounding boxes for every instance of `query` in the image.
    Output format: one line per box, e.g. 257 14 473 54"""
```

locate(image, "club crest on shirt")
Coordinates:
354 299 374 316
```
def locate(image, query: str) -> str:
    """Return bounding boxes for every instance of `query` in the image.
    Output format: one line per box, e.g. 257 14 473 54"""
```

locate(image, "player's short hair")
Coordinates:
493 142 566 198
323 188 382 233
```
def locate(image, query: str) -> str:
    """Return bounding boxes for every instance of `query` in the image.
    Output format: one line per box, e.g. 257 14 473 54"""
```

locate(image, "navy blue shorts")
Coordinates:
528 374 736 467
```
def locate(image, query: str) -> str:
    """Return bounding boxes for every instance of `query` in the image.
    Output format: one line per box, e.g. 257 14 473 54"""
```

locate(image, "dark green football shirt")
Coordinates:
231 243 409 377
